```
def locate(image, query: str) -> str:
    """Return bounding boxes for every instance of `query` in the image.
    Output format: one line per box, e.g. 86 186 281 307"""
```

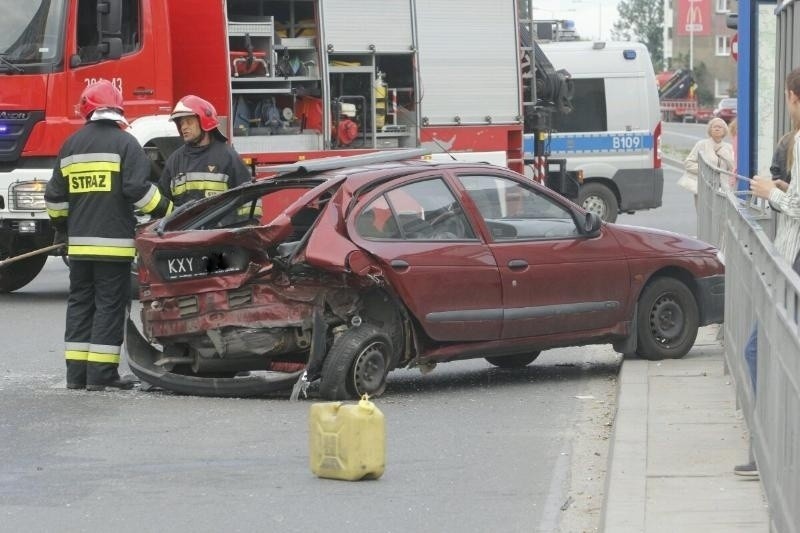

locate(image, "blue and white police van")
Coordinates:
528 41 663 223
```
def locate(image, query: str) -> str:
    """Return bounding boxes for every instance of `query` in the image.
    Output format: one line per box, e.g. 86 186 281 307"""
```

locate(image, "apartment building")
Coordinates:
663 0 738 101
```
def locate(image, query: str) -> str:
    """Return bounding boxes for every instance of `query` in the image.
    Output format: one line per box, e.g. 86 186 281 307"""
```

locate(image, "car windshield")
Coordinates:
0 0 65 67
720 98 736 108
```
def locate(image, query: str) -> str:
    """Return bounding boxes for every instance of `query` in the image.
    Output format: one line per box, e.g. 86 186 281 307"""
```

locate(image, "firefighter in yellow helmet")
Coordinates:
44 80 171 391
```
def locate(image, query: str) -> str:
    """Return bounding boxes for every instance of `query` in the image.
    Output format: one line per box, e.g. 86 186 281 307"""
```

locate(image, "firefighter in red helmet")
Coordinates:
158 95 257 214
44 79 171 391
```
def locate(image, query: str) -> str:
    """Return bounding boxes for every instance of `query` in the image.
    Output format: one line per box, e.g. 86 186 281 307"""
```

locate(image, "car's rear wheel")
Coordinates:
319 324 392 400
578 183 619 223
635 278 699 360
485 351 541 368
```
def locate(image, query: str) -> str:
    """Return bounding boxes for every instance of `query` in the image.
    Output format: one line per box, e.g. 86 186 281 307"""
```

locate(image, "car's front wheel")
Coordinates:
319 324 393 400
485 351 541 368
635 277 699 360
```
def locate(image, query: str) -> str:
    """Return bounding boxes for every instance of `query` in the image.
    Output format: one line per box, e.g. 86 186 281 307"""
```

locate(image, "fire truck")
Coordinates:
0 0 572 292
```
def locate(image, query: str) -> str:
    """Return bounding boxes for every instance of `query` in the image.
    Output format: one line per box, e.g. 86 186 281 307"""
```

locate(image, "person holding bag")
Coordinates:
679 117 735 205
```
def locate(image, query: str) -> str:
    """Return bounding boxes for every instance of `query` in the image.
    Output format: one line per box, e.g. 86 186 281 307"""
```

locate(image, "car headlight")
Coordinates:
10 180 47 211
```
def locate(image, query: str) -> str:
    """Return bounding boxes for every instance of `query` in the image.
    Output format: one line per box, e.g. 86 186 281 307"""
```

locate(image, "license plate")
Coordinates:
156 248 247 281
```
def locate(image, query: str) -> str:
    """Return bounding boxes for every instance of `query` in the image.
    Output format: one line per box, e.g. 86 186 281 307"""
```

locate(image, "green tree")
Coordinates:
611 0 664 70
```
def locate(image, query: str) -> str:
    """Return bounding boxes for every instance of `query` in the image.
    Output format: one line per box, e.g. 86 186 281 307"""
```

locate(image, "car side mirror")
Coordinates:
582 212 602 235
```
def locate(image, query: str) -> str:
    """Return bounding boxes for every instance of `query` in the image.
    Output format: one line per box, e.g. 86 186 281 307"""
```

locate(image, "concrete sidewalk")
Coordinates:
601 326 771 532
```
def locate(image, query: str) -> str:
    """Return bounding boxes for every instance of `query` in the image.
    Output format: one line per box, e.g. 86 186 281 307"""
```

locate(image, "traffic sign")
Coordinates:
731 32 738 62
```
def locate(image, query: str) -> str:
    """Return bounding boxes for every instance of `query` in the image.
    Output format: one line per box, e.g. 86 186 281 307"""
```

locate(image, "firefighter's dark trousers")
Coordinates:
64 259 131 388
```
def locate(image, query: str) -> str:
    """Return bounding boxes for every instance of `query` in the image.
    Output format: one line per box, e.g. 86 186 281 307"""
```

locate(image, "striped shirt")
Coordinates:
768 131 800 265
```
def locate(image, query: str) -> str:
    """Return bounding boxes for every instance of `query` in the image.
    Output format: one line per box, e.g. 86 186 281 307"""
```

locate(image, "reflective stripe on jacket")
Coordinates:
159 139 253 207
45 121 164 261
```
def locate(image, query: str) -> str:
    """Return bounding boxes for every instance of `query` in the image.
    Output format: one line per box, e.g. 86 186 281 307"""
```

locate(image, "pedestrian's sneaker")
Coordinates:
734 462 759 477
66 382 85 390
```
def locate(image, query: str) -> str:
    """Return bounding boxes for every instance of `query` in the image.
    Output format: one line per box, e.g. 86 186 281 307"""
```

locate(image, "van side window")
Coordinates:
552 78 607 133
77 0 141 63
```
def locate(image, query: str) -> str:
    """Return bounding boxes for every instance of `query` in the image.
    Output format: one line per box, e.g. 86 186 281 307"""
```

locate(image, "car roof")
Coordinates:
265 158 512 190
258 149 512 184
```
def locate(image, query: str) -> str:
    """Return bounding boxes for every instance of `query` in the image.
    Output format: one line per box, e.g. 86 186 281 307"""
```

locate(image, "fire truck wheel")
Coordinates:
0 246 48 293
578 183 618 223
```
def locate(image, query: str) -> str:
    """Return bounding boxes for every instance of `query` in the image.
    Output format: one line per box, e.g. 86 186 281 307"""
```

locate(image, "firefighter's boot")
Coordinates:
86 363 137 391
66 361 87 390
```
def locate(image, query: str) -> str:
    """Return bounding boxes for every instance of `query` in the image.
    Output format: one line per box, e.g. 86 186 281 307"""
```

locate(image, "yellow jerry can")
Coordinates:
309 395 385 481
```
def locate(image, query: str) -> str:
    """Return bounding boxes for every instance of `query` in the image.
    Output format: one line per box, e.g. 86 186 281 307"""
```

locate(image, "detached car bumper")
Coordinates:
125 318 304 397
696 274 725 326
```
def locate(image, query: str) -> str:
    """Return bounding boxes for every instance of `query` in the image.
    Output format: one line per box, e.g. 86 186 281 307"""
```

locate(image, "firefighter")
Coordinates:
159 95 256 214
45 80 171 391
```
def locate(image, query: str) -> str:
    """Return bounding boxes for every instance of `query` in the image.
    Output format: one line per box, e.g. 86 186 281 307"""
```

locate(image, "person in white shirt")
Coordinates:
737 67 800 478
751 68 800 269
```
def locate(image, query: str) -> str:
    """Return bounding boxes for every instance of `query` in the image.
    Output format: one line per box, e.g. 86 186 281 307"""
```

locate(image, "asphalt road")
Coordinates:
662 120 709 153
0 125 703 533
0 263 619 533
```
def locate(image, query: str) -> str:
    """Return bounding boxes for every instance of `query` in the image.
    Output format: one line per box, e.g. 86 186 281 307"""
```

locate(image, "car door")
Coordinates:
348 175 503 342
455 172 630 339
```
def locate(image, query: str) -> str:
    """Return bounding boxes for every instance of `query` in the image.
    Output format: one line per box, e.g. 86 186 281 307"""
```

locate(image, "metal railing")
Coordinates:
698 154 800 533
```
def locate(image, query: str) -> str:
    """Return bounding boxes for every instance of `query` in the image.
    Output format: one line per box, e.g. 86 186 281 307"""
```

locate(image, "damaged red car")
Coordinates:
127 152 725 399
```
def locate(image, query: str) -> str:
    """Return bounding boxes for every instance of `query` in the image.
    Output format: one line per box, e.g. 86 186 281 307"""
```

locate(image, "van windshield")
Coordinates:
0 0 65 68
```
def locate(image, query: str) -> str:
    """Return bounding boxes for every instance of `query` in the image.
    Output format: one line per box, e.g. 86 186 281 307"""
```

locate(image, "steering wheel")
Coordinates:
429 209 467 239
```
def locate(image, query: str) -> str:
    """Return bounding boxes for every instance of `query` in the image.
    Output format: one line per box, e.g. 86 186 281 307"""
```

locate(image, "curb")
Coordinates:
600 358 648 533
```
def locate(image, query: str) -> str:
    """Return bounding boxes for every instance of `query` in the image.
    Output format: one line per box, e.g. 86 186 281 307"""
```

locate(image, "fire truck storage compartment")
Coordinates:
228 16 273 77
226 0 419 152
227 0 322 151
328 53 416 149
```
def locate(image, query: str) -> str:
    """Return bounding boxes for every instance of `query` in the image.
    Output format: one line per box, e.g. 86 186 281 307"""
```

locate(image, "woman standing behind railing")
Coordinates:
751 68 800 272
736 68 800 478
679 117 736 208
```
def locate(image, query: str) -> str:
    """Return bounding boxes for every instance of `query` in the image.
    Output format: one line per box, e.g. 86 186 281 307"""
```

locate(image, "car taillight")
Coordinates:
653 121 662 169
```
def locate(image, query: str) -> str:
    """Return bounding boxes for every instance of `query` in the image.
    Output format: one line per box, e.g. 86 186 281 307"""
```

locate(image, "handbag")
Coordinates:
677 172 698 194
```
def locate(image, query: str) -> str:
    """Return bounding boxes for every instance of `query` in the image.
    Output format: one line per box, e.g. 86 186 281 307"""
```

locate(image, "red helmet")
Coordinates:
170 95 226 140
79 80 124 120
170 95 221 130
